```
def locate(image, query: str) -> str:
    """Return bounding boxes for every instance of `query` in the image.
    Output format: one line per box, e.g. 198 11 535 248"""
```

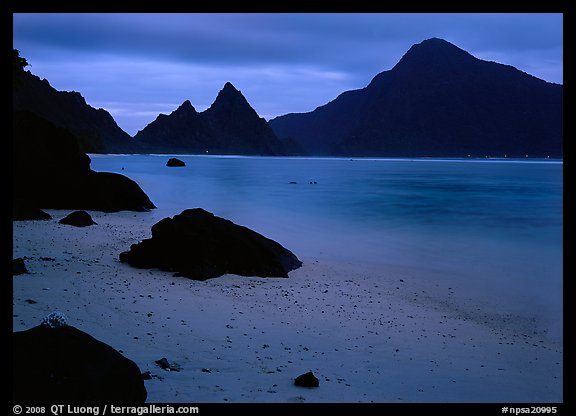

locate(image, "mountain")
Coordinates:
13 51 136 154
134 82 301 155
269 38 563 158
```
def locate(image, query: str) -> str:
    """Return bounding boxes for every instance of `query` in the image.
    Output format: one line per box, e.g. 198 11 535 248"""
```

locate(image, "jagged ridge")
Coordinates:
134 82 299 155
13 65 136 154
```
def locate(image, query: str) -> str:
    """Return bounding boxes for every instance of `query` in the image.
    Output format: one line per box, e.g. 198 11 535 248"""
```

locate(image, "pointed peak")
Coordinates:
206 81 260 119
210 82 246 108
419 37 454 46
212 82 249 107
222 82 238 92
174 100 197 114
393 37 475 72
180 99 194 109
218 82 243 98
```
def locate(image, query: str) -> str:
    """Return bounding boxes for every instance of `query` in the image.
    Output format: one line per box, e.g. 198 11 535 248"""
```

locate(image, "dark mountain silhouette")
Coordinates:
134 82 301 155
13 50 136 153
269 38 563 158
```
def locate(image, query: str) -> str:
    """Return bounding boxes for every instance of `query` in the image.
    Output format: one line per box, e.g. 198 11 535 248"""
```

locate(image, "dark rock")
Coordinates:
59 211 97 227
294 371 319 388
13 200 52 221
166 157 186 167
141 371 153 380
270 38 562 158
88 171 156 212
25 299 37 304
155 357 180 372
13 111 155 212
120 208 302 280
155 357 171 370
13 258 29 275
13 324 147 403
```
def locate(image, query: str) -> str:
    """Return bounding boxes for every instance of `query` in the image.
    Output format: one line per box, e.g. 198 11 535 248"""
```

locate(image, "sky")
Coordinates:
13 13 563 137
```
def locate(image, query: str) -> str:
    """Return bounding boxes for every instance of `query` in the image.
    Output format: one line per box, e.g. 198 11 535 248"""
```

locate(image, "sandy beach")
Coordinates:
13 209 562 403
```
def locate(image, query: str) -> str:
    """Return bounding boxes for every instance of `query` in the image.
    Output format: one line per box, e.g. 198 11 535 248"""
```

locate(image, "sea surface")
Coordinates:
90 155 563 340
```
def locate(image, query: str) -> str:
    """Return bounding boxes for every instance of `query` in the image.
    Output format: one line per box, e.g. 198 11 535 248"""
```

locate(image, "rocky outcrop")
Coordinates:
119 208 302 280
13 323 147 403
13 111 155 213
270 38 563 158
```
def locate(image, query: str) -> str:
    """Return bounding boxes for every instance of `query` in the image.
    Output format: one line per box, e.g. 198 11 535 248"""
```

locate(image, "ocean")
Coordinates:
90 155 563 340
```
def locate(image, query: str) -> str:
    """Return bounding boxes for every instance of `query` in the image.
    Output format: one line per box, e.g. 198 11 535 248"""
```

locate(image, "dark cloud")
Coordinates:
13 13 563 136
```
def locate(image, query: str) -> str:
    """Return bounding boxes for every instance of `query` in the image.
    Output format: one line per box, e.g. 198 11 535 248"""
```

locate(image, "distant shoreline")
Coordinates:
88 153 563 164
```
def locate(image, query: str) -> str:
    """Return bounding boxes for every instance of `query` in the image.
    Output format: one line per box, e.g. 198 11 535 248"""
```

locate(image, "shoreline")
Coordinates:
88 153 564 164
13 210 562 403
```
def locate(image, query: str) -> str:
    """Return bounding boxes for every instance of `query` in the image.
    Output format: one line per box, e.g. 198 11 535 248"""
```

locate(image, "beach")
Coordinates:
13 209 562 403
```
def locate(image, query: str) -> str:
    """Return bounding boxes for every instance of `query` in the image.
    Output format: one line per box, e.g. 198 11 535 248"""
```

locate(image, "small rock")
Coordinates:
155 357 180 372
166 158 186 167
294 371 319 388
13 258 29 275
141 371 153 380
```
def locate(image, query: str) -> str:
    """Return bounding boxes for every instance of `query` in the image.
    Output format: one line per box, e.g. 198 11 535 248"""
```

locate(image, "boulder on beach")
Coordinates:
166 157 186 167
13 322 147 403
12 200 52 221
13 258 28 275
13 111 155 213
58 210 97 227
119 208 303 280
294 371 320 387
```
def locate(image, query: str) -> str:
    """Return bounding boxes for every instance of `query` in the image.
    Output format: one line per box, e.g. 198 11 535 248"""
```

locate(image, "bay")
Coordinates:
90 155 563 340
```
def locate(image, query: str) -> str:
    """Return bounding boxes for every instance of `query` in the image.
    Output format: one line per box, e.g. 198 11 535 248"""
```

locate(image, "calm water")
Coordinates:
90 155 563 338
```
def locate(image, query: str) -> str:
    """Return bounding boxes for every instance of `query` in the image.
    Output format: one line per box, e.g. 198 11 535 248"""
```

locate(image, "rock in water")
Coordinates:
294 371 319 387
120 208 302 280
13 258 28 275
166 157 186 167
59 210 97 227
13 324 147 403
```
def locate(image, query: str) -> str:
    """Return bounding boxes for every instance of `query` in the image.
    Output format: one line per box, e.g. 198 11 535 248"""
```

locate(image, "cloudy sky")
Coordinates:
13 13 563 136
